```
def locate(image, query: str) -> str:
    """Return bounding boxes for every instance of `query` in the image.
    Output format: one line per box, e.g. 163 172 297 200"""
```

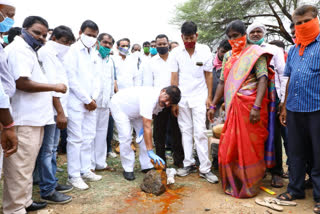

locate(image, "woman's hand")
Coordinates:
249 108 260 124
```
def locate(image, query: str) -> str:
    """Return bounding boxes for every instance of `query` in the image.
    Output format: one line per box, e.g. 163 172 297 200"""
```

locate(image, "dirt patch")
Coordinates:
0 153 316 214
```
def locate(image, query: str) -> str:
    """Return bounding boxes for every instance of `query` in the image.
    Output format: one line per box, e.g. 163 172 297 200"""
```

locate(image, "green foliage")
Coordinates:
172 0 320 46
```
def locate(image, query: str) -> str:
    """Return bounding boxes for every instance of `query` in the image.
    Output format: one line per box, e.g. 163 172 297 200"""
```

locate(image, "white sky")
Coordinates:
13 0 187 46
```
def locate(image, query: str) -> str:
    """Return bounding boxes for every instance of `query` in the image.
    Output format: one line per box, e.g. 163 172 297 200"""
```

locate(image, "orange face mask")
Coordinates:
228 35 247 57
295 17 320 56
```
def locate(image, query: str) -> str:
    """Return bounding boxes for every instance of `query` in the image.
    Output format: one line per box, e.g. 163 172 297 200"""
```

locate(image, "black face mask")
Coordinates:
21 28 44 51
156 46 169 55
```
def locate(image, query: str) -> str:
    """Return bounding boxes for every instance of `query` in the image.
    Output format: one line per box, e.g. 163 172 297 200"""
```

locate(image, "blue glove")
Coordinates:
135 128 144 144
147 150 165 166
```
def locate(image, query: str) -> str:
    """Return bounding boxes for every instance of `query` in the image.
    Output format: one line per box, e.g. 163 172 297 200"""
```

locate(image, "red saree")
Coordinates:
219 45 274 198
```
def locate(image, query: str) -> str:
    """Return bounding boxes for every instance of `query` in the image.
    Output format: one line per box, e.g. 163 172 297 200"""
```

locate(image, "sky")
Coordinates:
13 0 187 46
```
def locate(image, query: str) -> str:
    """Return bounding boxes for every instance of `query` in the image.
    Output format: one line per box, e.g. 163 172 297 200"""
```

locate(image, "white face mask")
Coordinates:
80 33 96 48
49 40 70 59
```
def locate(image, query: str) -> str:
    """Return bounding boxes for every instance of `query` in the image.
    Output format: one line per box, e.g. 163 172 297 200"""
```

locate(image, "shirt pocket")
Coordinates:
310 54 320 72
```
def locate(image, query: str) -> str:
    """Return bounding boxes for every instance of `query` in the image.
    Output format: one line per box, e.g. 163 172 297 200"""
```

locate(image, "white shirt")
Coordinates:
142 54 171 88
169 44 213 108
113 54 141 90
0 45 11 108
63 41 101 112
261 42 288 102
111 87 163 120
94 53 115 108
6 36 54 126
38 41 69 117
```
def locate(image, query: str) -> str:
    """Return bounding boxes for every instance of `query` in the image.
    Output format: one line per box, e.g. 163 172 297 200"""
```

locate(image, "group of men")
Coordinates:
0 0 320 213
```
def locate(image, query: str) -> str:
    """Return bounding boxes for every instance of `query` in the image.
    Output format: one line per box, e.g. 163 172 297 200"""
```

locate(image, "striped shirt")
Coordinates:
284 34 320 112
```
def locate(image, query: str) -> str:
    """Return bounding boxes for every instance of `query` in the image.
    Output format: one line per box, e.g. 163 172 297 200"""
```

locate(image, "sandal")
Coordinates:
314 203 320 214
264 197 297 206
271 174 284 188
277 192 304 201
282 171 289 179
255 198 283 212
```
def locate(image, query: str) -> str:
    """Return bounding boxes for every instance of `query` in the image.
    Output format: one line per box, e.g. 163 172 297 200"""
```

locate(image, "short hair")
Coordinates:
226 20 246 36
116 38 130 47
97 33 115 44
7 27 21 44
163 85 181 105
290 22 295 29
218 39 232 51
131 44 141 51
155 34 169 42
269 40 285 49
293 5 318 18
150 40 156 44
143 41 150 47
22 16 49 29
181 21 197 36
51 25 75 43
80 20 99 33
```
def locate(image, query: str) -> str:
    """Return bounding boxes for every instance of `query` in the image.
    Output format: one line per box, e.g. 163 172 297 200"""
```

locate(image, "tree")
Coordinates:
171 0 320 46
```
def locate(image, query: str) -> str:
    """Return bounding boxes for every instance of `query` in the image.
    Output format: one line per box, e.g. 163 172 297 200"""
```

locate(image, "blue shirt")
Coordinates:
284 34 320 112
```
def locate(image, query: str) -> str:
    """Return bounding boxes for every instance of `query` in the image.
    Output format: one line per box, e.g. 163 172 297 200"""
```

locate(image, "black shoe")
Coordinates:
26 201 47 212
41 191 72 204
141 168 155 173
123 171 135 181
55 183 73 193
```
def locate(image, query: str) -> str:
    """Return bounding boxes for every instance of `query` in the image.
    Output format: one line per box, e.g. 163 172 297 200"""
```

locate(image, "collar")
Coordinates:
76 39 89 51
315 33 320 42
15 36 36 52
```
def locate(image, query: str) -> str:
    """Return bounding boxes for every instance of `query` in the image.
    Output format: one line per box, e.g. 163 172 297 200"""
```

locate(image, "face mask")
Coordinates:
80 33 96 48
0 16 14 33
295 17 320 56
184 41 196 49
150 47 157 55
228 34 247 57
119 47 129 56
3 35 8 44
49 40 70 59
157 46 169 55
143 46 150 54
249 37 264 45
97 41 111 59
21 28 44 51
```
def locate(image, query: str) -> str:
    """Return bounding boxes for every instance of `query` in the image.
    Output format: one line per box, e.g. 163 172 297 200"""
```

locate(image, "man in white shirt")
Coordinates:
4 16 67 214
64 20 102 190
37 25 75 204
170 21 218 184
247 22 288 188
110 86 181 180
141 41 151 62
91 33 116 172
113 38 141 90
143 34 184 167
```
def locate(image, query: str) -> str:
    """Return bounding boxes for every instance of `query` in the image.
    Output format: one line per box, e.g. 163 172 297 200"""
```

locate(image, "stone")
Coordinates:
140 170 167 196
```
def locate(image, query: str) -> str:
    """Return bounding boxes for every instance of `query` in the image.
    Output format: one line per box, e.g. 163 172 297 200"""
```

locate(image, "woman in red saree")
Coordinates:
208 20 275 198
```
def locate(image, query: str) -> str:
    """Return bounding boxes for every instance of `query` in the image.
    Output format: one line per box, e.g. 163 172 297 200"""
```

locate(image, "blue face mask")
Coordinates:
0 17 14 33
97 42 111 59
21 28 44 51
150 47 158 55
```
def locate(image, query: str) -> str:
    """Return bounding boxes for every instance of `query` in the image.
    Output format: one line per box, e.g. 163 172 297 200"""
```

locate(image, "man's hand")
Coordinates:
1 126 18 157
85 100 97 111
56 112 67 130
207 109 216 123
54 83 67 94
148 150 165 169
279 105 287 127
171 105 179 117
249 109 261 124
206 97 212 109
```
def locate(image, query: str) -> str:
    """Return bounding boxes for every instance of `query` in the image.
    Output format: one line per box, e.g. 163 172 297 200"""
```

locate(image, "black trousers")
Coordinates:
287 110 320 202
153 107 184 167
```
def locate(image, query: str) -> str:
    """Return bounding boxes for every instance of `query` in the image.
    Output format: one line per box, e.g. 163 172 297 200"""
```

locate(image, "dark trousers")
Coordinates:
153 107 184 167
58 128 67 154
106 115 114 153
287 110 320 202
270 105 284 175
